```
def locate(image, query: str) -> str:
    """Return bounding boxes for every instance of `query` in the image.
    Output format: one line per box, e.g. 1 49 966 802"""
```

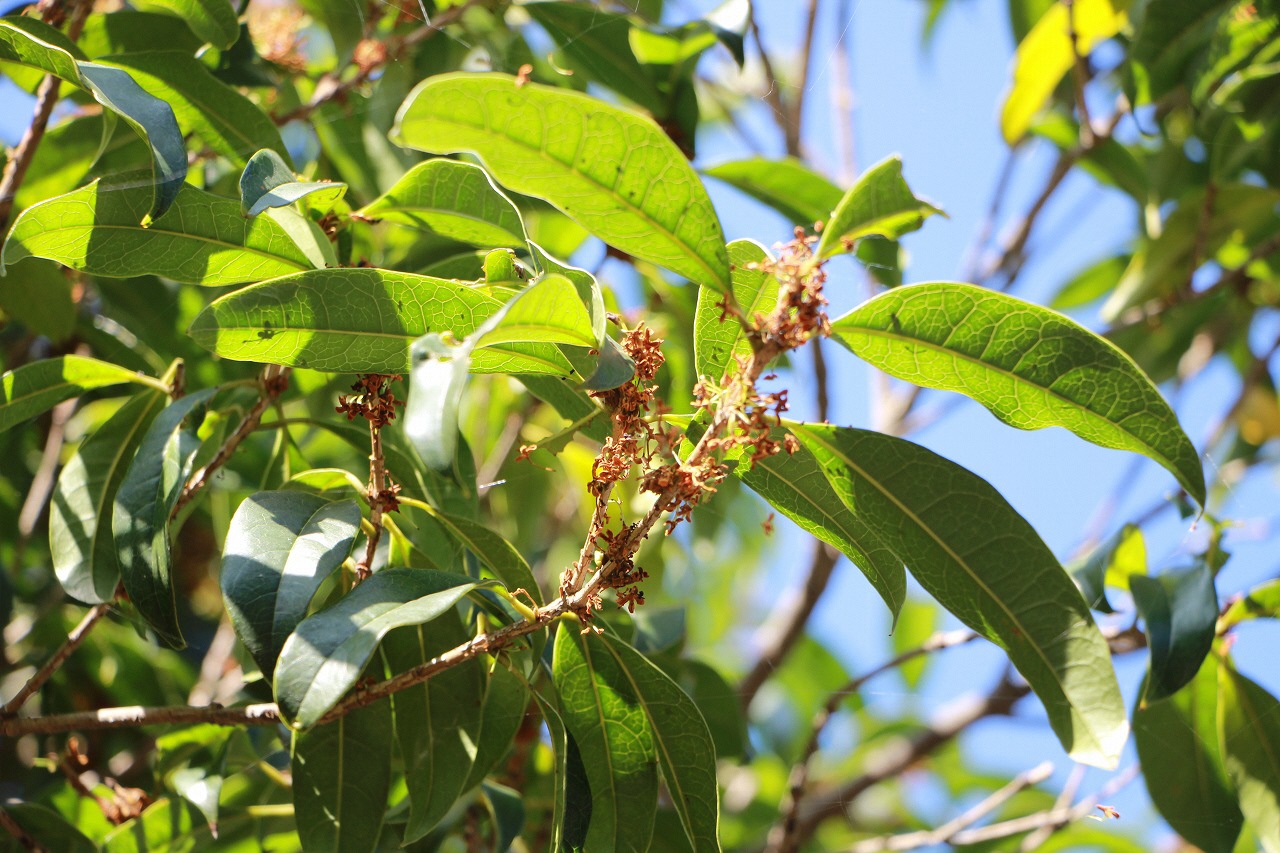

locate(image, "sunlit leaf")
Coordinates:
476 273 597 350
101 799 199 853
694 239 777 382
793 423 1129 768
131 0 240 49
831 281 1206 506
52 389 167 604
1217 663 1280 853
359 158 526 247
815 156 942 259
1220 578 1280 630
392 73 731 292
220 491 361 678
239 148 346 217
704 156 842 226
1068 523 1146 614
0 355 165 434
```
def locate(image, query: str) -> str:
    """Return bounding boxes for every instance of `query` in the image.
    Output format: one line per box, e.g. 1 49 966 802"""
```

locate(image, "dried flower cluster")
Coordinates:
336 373 403 429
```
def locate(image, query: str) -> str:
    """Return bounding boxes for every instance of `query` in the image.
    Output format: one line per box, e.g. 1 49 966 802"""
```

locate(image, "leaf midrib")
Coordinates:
33 221 311 273
799 427 1105 752
412 104 726 289
838 318 1180 471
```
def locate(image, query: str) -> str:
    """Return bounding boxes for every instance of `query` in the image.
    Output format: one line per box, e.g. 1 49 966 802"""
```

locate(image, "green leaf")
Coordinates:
0 16 85 79
274 568 484 728
815 156 942 259
1049 253 1132 310
101 799 198 853
1218 664 1280 853
187 267 580 376
598 634 720 852
1032 115 1149 203
220 491 361 678
704 157 843 227
1133 564 1219 703
1134 656 1243 853
1001 0 1128 144
481 781 525 853
4 178 315 285
383 609 484 842
0 259 75 340
892 599 938 690
52 388 167 604
675 660 747 760
359 158 527 247
413 504 541 606
102 52 287 168
298 0 366 64
675 415 905 619
553 627 658 853
1130 0 1233 101
792 423 1129 768
0 803 96 853
1220 578 1280 630
524 1 666 114
582 335 637 392
831 281 1207 506
392 73 731 292
239 148 346 217
131 0 240 49
76 11 204 58
528 687 572 852
113 387 216 648
461 661 530 791
694 239 777 382
292 699 393 853
0 354 165 434
1068 523 1146 614
476 273 597 349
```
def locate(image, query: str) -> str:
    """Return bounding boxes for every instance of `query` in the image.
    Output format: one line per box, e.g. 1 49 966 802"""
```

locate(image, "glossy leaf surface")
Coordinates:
4 179 314 285
0 355 163 433
239 148 346 216
1133 564 1219 703
52 389 167 604
359 157 527 248
792 423 1128 768
392 73 731 292
831 281 1206 505
274 568 483 728
113 388 216 648
220 491 361 678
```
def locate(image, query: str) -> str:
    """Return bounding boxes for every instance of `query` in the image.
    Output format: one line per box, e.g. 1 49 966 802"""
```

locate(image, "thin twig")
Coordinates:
849 760 1055 852
172 365 290 518
1064 0 1094 147
789 0 823 158
1 596 117 717
359 411 389 580
1020 762 1086 851
0 0 93 231
767 630 979 853
0 806 50 853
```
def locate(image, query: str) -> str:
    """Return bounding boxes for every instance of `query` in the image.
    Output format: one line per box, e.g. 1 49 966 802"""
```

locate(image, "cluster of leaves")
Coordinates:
0 0 1278 851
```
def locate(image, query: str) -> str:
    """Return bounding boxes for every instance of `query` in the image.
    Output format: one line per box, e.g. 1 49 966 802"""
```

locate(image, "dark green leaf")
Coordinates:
704 156 842 226
4 178 315 284
102 52 287 168
524 2 665 113
359 158 526 247
383 609 483 842
1134 656 1242 853
0 803 96 853
674 659 747 760
815 156 941 259
1220 578 1280 630
481 781 525 853
239 148 346 216
52 388 167 604
582 336 637 392
694 239 777 382
553 626 659 852
0 355 164 434
187 267 578 376
598 634 720 852
1218 664 1280 853
131 0 240 49
392 73 731 292
76 11 204 58
292 699 393 853
1133 564 1218 703
0 259 75 340
413 504 541 606
792 424 1128 768
831 281 1207 506
274 568 484 728
221 491 361 678
113 387 216 648
1130 0 1234 101
461 661 530 791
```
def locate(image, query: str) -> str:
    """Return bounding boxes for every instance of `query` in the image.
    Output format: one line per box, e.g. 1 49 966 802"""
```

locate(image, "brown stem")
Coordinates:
766 630 979 853
172 365 290 518
1 595 116 717
0 0 93 232
789 0 823 159
0 806 50 853
358 418 388 581
1065 0 1094 147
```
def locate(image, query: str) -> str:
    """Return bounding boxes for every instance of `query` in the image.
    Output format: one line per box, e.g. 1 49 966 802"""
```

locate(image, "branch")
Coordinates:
1 595 117 717
0 806 49 853
766 630 980 853
789 0 823 159
172 364 290 518
0 0 93 232
849 760 1055 853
